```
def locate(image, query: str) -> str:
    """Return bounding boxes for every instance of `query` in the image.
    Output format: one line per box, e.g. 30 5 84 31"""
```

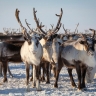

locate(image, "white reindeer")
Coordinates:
53 34 96 90
15 9 43 91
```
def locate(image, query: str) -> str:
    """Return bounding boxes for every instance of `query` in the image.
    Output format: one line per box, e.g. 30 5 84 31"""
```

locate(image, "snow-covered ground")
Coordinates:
0 63 96 96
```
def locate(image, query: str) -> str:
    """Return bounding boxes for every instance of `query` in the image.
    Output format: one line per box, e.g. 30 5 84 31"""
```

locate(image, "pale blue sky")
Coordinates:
0 0 96 33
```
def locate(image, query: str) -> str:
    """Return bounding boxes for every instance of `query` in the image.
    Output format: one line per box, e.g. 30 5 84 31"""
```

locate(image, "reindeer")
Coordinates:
0 41 22 82
33 8 63 83
53 33 96 90
85 28 96 83
62 23 80 41
0 33 25 77
15 9 44 91
3 28 10 35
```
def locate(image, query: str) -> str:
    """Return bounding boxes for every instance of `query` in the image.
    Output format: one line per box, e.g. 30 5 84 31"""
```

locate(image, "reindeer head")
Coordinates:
78 34 95 55
33 8 63 47
15 9 41 54
80 29 96 55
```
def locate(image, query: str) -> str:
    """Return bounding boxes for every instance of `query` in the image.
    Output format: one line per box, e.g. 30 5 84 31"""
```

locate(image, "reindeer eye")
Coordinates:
36 40 39 47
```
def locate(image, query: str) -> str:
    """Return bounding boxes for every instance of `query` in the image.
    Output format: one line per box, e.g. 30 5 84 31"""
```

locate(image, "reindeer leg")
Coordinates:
54 57 63 88
46 62 50 84
81 65 87 89
33 65 36 87
8 65 13 77
40 62 45 82
0 62 3 76
2 61 8 82
30 65 33 81
52 65 56 78
41 65 45 81
54 68 61 88
75 64 82 90
25 64 30 91
35 65 42 91
67 68 77 87
50 64 52 77
54 63 62 88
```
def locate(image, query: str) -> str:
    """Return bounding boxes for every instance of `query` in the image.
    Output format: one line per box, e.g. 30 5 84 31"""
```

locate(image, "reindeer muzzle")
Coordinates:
32 51 37 54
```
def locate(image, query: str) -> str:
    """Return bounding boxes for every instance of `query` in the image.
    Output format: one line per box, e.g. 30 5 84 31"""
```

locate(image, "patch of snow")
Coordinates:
0 63 96 96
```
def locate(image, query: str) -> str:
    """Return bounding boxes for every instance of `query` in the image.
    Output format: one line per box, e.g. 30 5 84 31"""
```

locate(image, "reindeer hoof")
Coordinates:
46 81 50 84
30 77 33 81
36 87 42 91
26 85 30 92
77 89 82 92
54 83 58 88
77 87 82 91
33 83 36 88
3 78 7 82
77 87 87 92
72 84 77 88
81 87 87 91
41 76 45 81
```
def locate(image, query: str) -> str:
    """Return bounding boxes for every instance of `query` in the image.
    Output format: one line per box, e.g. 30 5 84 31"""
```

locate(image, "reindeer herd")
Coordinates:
0 8 96 91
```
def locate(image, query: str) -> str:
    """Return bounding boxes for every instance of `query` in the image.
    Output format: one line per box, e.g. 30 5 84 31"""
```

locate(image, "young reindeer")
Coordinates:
33 8 63 83
15 9 43 91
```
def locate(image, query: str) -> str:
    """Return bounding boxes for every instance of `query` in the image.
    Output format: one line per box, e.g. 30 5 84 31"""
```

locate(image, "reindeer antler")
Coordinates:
53 8 63 34
15 9 24 28
50 24 54 30
74 23 79 33
33 8 46 35
25 19 44 35
25 19 32 31
15 9 31 42
62 24 67 34
89 28 96 39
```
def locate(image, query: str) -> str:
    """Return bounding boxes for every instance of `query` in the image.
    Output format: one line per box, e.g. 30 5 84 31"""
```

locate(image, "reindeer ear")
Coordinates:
24 35 31 45
22 28 32 44
38 34 45 40
93 40 96 44
52 34 58 39
27 39 31 45
58 42 61 45
37 36 42 40
79 41 86 45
